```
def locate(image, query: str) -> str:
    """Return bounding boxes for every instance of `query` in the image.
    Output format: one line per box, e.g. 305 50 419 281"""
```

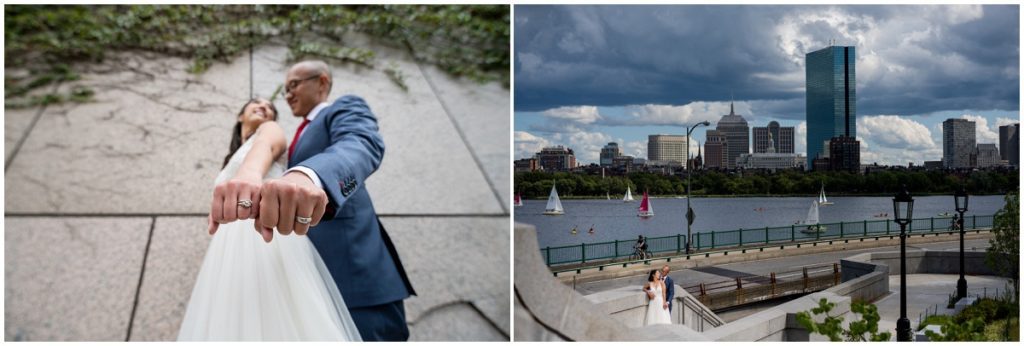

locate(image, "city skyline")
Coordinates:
514 5 1019 166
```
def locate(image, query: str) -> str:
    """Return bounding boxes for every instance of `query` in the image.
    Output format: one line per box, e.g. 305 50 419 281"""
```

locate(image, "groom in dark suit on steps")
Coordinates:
256 60 416 341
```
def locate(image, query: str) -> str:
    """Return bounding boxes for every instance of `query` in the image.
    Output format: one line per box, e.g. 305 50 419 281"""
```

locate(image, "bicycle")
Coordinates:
628 246 653 261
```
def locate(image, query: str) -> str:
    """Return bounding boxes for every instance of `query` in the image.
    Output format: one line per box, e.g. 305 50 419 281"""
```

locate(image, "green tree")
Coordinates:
796 298 892 341
986 191 1019 300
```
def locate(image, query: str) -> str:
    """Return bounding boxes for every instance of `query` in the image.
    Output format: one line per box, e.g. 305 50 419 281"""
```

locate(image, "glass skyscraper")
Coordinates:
805 46 856 168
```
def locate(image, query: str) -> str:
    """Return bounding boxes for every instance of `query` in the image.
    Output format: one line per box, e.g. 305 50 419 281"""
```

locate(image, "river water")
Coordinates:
515 195 1008 249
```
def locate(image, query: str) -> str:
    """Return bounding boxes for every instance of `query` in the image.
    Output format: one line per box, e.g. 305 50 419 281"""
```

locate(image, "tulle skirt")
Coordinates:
177 219 361 341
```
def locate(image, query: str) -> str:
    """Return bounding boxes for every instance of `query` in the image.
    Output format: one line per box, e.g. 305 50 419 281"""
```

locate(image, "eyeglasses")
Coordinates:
284 75 321 95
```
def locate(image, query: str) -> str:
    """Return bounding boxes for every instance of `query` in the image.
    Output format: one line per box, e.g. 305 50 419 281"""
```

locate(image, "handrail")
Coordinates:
550 227 991 276
542 214 994 267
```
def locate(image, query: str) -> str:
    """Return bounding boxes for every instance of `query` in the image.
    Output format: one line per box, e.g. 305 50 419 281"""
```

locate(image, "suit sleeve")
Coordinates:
295 95 384 219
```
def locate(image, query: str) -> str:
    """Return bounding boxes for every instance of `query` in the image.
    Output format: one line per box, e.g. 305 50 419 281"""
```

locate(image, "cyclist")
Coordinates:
634 235 648 259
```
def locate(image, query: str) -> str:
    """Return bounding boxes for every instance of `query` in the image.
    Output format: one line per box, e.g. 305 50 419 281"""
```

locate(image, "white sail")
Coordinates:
806 201 819 225
818 185 833 205
544 184 564 215
623 187 634 202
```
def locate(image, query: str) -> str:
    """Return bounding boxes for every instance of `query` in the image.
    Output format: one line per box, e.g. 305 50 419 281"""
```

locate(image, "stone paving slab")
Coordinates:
4 107 42 162
127 216 210 341
419 64 510 210
383 216 510 340
252 40 504 215
4 217 152 341
4 54 249 213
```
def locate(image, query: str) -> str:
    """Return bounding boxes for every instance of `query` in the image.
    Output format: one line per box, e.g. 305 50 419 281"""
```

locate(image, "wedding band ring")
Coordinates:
296 216 312 224
238 200 253 208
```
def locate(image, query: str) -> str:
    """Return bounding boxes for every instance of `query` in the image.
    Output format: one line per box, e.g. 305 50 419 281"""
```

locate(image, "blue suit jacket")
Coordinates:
289 95 415 308
664 276 674 309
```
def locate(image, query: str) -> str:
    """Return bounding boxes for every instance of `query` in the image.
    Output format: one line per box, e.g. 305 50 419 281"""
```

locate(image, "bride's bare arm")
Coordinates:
644 283 654 299
208 121 287 234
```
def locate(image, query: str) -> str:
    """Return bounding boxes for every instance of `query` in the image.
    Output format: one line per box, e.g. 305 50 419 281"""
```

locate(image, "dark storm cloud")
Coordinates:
514 5 1019 116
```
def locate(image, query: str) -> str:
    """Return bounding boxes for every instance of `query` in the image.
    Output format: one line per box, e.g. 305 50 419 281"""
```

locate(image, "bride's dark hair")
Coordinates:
222 99 278 168
648 270 657 282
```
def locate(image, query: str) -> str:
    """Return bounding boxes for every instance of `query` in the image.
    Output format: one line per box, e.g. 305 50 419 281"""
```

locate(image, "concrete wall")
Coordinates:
833 254 890 302
868 250 997 276
584 285 724 331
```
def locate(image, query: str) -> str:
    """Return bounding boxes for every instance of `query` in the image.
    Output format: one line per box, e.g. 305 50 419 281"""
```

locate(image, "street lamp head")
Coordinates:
893 184 914 226
954 186 969 213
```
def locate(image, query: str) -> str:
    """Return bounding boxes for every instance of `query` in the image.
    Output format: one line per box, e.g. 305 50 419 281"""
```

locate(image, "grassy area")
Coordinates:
5 5 509 108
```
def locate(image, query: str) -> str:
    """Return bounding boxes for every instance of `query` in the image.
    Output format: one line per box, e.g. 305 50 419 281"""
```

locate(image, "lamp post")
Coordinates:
685 121 710 254
954 186 969 299
893 184 914 342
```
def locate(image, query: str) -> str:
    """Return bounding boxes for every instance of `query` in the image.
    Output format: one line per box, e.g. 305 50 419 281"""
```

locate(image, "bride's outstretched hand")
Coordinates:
208 173 264 235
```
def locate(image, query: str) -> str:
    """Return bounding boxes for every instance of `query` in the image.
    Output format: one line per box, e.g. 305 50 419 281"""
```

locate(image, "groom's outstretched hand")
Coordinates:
254 171 328 243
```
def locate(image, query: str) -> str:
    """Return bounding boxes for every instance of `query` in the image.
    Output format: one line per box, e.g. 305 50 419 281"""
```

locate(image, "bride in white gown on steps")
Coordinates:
177 98 360 341
643 269 672 326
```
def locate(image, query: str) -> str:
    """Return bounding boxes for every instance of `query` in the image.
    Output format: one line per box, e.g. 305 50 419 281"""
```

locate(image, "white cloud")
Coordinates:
623 140 647 159
795 121 807 155
609 101 753 127
996 117 1019 128
514 131 550 160
960 114 999 144
543 105 602 124
858 115 936 150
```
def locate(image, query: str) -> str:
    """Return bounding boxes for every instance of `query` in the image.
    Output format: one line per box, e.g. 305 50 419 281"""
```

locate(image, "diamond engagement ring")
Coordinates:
296 216 312 224
238 200 253 208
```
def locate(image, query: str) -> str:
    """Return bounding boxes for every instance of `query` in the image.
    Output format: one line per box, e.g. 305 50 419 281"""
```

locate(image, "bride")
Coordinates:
177 98 361 341
643 269 672 326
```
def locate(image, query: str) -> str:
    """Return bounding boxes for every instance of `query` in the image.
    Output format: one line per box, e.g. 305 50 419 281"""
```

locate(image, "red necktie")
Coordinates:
289 118 310 161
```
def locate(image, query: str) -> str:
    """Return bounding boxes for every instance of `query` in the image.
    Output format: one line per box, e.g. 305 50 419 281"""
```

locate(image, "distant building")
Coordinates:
999 123 1019 167
513 158 538 172
943 118 976 169
828 136 861 173
736 153 805 172
688 143 703 171
716 102 750 169
753 121 795 153
923 160 943 170
599 142 621 166
648 134 688 166
975 143 1001 168
611 155 639 173
704 130 728 169
812 157 831 171
806 45 857 169
536 146 576 172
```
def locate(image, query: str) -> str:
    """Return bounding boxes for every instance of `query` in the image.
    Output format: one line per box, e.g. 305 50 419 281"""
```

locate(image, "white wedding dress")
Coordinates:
644 283 672 326
177 129 361 341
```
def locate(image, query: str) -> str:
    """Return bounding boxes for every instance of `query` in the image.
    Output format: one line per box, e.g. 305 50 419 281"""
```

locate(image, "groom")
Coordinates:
661 265 674 313
257 60 415 340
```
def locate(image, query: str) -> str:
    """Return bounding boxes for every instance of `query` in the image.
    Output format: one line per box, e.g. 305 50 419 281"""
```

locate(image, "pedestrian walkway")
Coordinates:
876 274 1012 340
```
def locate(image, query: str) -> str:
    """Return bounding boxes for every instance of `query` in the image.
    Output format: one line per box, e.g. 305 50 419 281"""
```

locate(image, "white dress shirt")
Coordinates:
285 102 330 189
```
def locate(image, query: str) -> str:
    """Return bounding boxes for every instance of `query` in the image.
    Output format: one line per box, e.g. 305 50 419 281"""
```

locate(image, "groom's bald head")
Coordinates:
285 60 333 117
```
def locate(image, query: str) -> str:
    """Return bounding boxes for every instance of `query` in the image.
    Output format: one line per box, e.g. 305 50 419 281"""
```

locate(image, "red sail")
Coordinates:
638 191 650 212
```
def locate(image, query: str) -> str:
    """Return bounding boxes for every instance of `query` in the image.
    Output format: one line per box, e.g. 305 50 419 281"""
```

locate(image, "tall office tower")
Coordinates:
716 102 749 169
599 142 621 166
975 144 1000 168
647 134 688 166
753 121 795 153
942 118 976 169
806 45 857 169
704 130 728 169
999 123 1019 166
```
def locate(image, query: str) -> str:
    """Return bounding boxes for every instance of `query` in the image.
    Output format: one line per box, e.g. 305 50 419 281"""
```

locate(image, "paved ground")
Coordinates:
877 274 1011 340
573 237 993 296
5 35 509 341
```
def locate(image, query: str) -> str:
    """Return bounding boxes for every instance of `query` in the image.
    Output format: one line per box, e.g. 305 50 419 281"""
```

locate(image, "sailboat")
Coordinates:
818 184 833 206
606 191 610 200
637 191 654 217
623 186 635 202
514 193 523 207
543 183 564 215
801 200 827 233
